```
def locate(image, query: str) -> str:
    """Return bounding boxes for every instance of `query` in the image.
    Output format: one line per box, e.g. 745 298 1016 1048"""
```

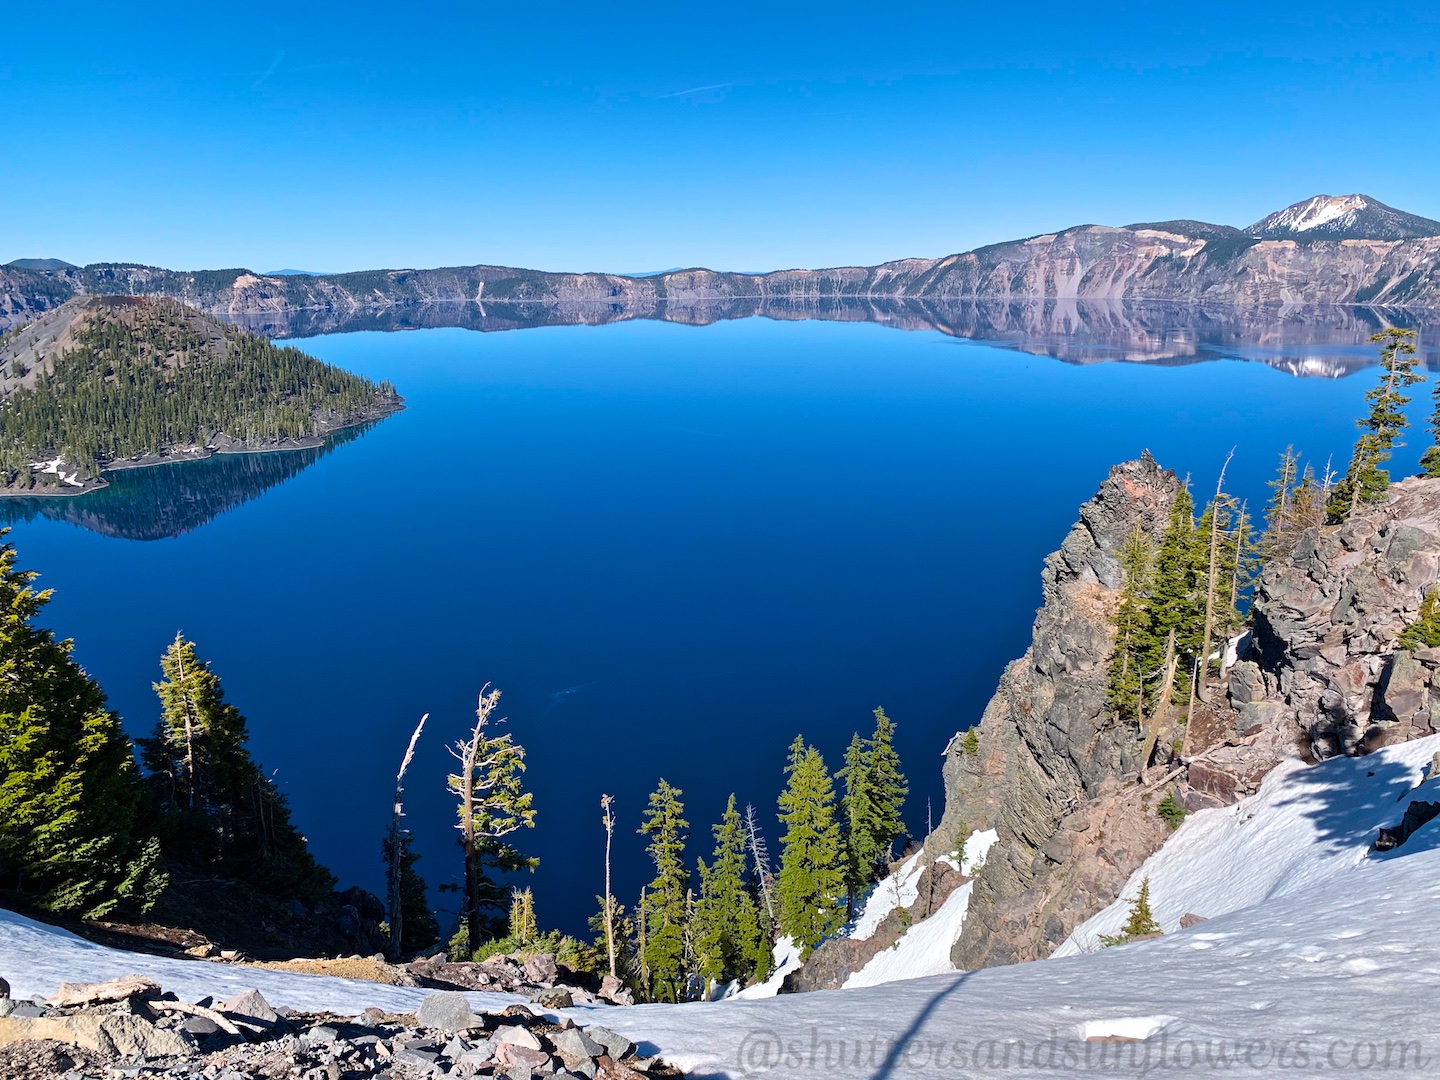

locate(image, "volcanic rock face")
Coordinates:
934 455 1183 970
1239 476 1440 760
933 469 1440 973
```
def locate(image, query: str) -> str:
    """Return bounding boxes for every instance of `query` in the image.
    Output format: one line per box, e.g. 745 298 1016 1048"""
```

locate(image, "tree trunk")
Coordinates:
1197 450 1233 703
1140 629 1177 784
601 794 617 980
388 714 427 957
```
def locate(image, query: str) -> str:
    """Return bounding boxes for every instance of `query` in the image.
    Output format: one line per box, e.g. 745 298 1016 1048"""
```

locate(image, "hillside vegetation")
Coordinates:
0 296 399 491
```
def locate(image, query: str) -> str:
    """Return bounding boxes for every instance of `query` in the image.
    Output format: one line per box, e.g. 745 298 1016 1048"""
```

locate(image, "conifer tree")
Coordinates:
691 795 766 992
1331 328 1422 521
0 535 165 917
1147 485 1207 702
838 709 908 918
380 832 439 955
638 780 689 1002
141 634 332 899
1108 526 1154 723
449 687 536 948
776 736 845 957
1099 877 1161 946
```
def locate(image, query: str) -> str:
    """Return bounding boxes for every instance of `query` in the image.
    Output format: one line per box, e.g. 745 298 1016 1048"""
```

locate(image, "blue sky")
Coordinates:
3 1 1438 272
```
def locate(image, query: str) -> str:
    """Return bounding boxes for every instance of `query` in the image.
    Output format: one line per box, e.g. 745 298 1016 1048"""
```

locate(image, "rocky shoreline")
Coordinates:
0 405 402 500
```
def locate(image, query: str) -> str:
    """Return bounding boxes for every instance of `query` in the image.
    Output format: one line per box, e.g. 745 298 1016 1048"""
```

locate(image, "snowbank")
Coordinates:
1056 732 1440 955
843 882 974 989
0 908 521 1015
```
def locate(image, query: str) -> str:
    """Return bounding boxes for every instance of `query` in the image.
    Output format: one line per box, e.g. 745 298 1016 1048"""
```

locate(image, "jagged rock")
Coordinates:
1178 913 1209 929
494 1024 543 1050
551 1027 605 1067
523 952 558 986
931 455 1182 970
0 977 8 1000
586 1025 635 1060
414 991 483 1032
46 974 159 1008
598 976 634 1006
216 988 280 1031
496 1041 550 1071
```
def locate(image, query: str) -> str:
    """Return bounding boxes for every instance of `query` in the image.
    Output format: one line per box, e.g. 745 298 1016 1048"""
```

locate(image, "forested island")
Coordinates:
0 296 400 494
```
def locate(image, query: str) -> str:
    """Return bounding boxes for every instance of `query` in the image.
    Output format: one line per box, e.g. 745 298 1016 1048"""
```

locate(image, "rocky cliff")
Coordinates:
921 464 1440 973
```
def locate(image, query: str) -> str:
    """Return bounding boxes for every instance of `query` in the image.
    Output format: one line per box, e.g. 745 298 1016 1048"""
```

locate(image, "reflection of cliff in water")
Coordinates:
227 297 1440 377
0 424 375 541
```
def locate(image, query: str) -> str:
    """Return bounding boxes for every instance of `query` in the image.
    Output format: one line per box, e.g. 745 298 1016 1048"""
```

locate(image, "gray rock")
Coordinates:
414 990 484 1032
549 1026 603 1064
496 1042 550 1072
217 988 280 1028
300 1023 340 1046
180 1015 221 1036
522 953 558 986
584 1025 634 1060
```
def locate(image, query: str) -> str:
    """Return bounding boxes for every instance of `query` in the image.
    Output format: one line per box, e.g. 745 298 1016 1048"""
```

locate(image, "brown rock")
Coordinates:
495 1042 550 1071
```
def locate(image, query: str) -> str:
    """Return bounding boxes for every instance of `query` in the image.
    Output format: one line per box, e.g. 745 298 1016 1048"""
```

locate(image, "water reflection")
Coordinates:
228 297 1440 377
0 423 375 541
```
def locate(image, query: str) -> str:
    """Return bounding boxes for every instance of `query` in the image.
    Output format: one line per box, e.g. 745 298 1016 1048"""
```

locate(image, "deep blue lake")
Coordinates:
6 312 1435 937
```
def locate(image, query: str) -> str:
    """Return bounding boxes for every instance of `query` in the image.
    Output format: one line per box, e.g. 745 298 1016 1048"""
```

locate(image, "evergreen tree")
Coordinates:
1108 526 1154 723
141 635 334 900
1099 877 1161 946
1331 328 1422 521
1399 590 1440 650
691 795 766 992
449 687 536 948
638 780 689 1002
776 736 844 957
0 534 165 917
380 832 439 956
837 709 908 918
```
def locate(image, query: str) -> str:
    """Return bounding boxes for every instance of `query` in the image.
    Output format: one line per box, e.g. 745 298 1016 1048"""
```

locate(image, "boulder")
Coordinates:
496 1041 550 1071
531 987 574 1009
523 952 558 986
217 988 281 1031
47 974 159 1008
0 1011 192 1058
585 1025 635 1060
414 991 484 1033
494 1024 543 1051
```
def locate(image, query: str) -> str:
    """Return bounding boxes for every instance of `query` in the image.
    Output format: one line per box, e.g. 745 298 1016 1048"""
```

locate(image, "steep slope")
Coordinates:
576 828 1440 1077
1247 194 1440 241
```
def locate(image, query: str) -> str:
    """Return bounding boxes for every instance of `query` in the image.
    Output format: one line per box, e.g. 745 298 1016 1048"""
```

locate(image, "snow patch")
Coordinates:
1076 1015 1177 1041
843 881 974 989
29 456 84 487
732 936 800 1000
0 907 521 1015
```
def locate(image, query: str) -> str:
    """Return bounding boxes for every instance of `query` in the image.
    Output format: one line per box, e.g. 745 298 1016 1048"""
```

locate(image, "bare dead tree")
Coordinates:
387 712 428 956
743 803 775 921
1141 629 1177 784
601 793 618 979
1197 449 1234 703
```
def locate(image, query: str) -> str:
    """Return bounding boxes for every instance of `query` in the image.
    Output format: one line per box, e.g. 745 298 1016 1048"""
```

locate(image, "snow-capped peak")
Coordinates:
1247 193 1440 241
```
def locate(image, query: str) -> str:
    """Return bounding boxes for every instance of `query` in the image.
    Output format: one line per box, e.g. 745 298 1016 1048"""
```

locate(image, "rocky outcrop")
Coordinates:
933 455 1184 970
929 467 1440 974
1226 476 1440 761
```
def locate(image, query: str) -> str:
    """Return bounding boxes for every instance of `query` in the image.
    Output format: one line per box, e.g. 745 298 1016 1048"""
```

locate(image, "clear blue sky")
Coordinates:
4 1 1437 273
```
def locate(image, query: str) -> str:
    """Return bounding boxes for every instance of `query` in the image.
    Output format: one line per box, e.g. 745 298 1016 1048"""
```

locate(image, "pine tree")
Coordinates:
691 795 766 992
1331 328 1422 521
1099 877 1161 945
449 687 536 948
141 635 333 900
838 709 908 918
1108 526 1155 723
1147 484 1207 702
776 736 845 957
380 832 439 955
0 534 165 917
1399 590 1440 650
961 728 980 755
638 780 689 1002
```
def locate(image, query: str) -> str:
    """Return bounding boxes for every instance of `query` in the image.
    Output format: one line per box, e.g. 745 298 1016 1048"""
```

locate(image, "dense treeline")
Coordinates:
0 298 397 488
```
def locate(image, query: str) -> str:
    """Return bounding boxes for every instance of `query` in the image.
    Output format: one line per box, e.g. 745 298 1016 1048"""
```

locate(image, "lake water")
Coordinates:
7 309 1436 937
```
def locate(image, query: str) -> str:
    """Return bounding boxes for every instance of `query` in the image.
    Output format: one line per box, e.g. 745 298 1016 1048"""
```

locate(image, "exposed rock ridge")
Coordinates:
934 455 1183 970
1227 475 1440 764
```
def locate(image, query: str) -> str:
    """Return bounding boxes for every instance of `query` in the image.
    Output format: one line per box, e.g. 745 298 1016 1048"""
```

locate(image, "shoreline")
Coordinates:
0 404 403 500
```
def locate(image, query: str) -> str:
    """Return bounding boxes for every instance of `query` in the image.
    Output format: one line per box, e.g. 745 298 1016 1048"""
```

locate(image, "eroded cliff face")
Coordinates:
933 455 1182 969
5 223 1440 332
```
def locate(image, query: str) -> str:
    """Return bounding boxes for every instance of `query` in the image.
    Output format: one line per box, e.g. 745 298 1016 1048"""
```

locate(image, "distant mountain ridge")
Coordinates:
4 194 1440 329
